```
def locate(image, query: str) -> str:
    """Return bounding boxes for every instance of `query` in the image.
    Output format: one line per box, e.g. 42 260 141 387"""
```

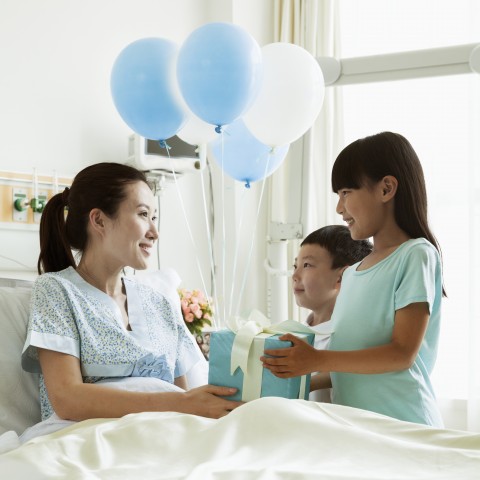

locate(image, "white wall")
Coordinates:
0 0 276 320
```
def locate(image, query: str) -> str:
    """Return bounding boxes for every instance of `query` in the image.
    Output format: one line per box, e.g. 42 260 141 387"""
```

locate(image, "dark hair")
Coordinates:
301 225 372 269
38 162 149 274
331 131 445 295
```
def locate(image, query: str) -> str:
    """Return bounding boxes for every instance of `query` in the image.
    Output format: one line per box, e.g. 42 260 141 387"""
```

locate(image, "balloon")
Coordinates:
177 22 263 128
111 37 188 141
243 42 325 147
210 119 289 187
177 112 218 146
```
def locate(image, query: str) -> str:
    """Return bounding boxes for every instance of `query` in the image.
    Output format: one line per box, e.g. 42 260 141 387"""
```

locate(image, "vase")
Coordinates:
195 330 212 361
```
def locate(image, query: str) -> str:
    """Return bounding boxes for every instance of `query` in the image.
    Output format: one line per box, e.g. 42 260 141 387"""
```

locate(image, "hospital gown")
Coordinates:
22 267 202 420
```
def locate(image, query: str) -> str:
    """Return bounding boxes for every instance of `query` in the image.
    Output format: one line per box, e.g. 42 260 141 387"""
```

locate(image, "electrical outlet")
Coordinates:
34 191 48 223
12 188 28 222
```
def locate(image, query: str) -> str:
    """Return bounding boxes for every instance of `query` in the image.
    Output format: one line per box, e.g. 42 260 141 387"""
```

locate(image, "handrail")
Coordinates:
318 43 480 86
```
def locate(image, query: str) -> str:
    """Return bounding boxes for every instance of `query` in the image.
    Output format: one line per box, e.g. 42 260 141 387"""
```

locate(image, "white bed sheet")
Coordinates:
1 397 479 480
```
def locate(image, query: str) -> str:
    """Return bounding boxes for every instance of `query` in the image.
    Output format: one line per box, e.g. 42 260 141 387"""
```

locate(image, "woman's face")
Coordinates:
104 181 158 271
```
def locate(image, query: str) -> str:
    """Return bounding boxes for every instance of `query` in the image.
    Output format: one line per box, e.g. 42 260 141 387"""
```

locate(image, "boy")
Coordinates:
293 225 372 401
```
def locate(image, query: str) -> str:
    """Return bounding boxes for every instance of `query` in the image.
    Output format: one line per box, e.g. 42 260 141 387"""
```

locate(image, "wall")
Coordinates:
0 0 276 320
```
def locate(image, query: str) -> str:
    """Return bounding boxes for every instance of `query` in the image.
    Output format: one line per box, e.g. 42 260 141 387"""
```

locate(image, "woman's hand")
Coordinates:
183 385 243 418
261 333 321 378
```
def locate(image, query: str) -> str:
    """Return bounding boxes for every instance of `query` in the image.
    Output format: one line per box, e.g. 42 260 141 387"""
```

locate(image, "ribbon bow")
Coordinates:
227 310 332 401
131 353 173 384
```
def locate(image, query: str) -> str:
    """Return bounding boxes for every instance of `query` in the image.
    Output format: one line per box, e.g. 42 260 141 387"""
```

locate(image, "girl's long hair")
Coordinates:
331 131 445 296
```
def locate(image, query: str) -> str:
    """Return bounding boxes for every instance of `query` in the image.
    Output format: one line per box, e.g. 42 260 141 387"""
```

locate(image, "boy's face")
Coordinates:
292 244 343 313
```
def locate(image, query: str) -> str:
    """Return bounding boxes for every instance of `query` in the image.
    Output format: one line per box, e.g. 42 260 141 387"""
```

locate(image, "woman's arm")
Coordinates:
262 302 430 378
39 349 241 421
174 375 188 390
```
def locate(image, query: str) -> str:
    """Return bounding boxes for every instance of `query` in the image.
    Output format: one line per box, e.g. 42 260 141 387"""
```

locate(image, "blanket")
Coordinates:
1 397 479 479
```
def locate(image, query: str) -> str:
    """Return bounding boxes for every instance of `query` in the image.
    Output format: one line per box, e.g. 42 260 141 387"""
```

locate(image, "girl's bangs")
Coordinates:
331 147 364 192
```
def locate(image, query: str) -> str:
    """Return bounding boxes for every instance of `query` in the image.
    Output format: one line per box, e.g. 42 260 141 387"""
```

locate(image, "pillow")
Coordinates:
133 267 182 307
0 283 41 436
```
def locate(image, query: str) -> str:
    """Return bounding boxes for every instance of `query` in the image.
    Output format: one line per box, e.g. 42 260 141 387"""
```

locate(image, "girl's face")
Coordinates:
292 244 342 312
336 182 385 240
103 181 158 271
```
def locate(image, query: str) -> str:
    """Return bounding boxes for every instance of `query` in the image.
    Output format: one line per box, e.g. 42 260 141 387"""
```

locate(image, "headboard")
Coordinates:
0 278 41 436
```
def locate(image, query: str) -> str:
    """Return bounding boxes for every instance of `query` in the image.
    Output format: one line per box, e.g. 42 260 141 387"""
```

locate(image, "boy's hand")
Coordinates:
261 333 320 378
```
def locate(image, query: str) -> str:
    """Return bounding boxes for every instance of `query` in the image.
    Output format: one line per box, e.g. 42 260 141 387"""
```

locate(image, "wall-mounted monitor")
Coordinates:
127 134 202 174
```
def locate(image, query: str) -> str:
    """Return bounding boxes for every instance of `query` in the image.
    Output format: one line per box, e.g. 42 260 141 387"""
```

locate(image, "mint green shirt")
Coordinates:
329 238 443 427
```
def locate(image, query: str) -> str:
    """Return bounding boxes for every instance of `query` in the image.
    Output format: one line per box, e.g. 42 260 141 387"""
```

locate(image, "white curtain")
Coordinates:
268 0 342 322
469 79 480 431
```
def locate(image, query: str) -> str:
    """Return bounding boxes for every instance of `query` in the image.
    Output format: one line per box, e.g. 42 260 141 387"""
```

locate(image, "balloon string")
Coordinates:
220 131 227 326
227 187 248 319
199 165 219 330
234 152 272 318
158 140 171 150
164 144 211 319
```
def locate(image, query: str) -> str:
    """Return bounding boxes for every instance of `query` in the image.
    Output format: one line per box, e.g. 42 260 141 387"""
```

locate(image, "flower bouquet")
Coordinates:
178 288 214 336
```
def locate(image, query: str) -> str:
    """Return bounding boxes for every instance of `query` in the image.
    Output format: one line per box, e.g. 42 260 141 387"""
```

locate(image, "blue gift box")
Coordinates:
208 329 314 402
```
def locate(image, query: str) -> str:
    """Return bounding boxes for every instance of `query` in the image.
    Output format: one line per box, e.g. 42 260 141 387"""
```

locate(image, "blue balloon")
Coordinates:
177 23 263 128
111 38 188 141
210 119 289 187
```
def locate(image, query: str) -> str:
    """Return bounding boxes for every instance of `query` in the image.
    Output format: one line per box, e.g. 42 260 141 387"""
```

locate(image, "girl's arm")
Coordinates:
39 349 241 421
262 302 429 377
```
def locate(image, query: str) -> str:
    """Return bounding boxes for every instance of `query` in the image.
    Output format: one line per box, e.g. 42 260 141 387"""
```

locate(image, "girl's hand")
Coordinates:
261 333 320 378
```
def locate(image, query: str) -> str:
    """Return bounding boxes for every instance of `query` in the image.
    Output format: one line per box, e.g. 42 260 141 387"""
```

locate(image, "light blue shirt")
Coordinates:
22 267 202 420
329 238 443 427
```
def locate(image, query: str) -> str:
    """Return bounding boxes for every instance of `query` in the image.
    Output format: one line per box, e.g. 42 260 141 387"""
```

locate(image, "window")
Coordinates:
338 0 480 399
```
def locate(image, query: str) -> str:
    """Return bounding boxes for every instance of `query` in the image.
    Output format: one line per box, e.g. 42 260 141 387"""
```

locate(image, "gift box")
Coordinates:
208 315 316 402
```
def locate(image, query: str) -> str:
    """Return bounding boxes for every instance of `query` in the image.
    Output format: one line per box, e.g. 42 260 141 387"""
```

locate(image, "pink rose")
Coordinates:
191 303 200 313
185 312 195 322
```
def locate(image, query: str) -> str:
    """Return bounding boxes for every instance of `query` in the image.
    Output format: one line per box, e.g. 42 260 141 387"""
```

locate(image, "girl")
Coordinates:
262 132 444 427
22 162 241 426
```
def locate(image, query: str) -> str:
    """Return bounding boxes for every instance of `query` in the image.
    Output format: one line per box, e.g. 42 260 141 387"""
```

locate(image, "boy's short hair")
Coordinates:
301 225 372 269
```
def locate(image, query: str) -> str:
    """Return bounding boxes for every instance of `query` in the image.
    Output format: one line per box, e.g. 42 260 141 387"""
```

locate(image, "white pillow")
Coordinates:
0 284 41 436
133 267 182 307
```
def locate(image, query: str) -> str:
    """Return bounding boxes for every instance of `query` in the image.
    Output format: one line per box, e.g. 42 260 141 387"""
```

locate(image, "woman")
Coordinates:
22 162 240 424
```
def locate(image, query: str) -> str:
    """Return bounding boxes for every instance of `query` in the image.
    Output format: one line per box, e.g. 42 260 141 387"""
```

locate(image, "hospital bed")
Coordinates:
0 276 479 479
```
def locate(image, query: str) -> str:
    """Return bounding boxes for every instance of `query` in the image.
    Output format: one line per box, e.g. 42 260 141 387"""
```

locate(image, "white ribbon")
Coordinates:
227 310 332 401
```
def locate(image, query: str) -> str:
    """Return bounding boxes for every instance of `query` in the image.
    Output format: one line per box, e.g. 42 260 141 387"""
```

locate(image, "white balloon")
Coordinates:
177 112 219 146
243 43 325 147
